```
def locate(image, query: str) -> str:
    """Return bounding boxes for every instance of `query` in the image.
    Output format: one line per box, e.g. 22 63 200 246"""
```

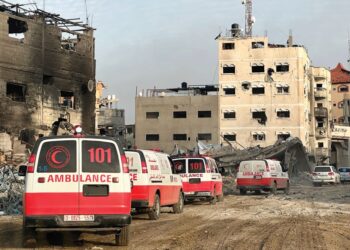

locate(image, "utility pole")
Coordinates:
242 0 253 37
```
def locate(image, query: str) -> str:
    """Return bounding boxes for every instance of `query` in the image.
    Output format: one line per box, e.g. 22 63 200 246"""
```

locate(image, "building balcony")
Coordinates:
315 127 327 139
315 147 329 157
314 107 328 118
314 88 327 99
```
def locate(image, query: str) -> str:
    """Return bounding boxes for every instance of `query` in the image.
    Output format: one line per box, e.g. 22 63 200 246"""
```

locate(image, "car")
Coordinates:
19 131 132 247
125 149 183 220
312 165 340 186
172 156 223 204
339 167 350 183
236 159 289 195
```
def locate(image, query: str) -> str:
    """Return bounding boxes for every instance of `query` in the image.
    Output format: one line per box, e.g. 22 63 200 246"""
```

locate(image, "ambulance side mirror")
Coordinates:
18 165 27 176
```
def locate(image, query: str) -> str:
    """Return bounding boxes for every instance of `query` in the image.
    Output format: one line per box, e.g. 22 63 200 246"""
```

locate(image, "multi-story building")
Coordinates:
135 84 219 153
331 63 350 124
218 26 313 150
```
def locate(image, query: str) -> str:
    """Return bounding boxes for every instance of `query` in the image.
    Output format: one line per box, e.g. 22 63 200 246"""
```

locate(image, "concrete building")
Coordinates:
331 63 350 124
0 2 96 140
135 85 219 153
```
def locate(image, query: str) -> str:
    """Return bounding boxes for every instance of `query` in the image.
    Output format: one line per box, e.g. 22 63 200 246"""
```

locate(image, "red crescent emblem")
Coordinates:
46 146 70 169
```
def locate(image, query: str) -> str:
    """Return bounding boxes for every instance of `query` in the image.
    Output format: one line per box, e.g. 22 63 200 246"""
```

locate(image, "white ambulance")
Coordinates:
125 149 183 220
172 156 223 204
236 159 289 195
19 134 132 247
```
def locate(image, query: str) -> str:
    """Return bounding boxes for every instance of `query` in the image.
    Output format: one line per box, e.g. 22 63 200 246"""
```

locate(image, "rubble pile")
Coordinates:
0 165 24 215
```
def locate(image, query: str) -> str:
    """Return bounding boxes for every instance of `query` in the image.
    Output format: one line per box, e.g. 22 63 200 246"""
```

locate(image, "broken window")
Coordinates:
6 82 26 102
173 111 187 118
242 81 251 90
222 43 235 50
276 63 289 72
277 133 290 141
252 110 267 125
146 134 159 141
173 134 187 141
276 109 290 118
318 142 324 148
223 64 235 74
252 41 264 49
146 112 159 119
338 85 348 92
43 75 53 85
224 111 236 119
317 103 323 108
59 91 74 109
316 83 323 90
253 133 265 141
252 63 265 73
252 86 265 95
223 134 236 141
8 17 27 40
198 133 212 141
223 87 235 95
277 85 289 94
198 111 211 118
61 32 78 51
317 121 324 128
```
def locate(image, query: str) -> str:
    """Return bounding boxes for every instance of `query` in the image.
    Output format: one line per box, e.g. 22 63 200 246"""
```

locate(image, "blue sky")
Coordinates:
17 0 350 123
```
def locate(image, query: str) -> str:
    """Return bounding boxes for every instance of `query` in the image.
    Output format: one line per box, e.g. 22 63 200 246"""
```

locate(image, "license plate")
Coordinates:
254 175 262 179
64 215 94 222
197 192 211 196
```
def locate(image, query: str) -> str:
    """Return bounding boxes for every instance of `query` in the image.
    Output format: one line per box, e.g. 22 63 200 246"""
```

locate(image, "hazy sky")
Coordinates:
17 0 350 123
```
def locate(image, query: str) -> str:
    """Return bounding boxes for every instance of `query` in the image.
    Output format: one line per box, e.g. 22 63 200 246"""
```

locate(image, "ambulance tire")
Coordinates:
239 189 247 195
173 192 184 214
209 193 217 205
217 194 224 202
148 194 161 220
271 182 277 195
115 225 129 246
22 227 36 248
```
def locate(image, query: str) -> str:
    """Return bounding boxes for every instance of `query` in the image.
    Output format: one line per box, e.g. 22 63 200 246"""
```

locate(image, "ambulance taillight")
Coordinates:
121 154 129 173
265 162 270 172
27 153 36 173
141 161 148 173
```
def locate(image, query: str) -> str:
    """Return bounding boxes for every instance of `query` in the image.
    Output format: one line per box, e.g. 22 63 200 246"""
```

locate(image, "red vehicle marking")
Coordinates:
237 177 288 188
182 181 223 196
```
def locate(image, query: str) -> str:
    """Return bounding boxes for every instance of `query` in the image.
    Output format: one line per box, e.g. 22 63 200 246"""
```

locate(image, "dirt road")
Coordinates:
1 180 350 249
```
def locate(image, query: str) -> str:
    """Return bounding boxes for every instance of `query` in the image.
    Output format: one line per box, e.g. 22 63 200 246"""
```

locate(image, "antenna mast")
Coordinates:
348 31 350 67
244 0 253 37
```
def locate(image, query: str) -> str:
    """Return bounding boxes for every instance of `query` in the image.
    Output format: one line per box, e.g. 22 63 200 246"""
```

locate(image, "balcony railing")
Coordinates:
314 107 328 118
314 88 327 99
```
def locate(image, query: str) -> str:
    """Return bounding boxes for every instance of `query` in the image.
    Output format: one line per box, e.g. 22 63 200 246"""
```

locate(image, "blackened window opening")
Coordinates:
224 112 236 119
253 134 265 141
277 110 290 118
277 134 290 141
173 111 187 118
173 134 187 141
252 87 265 94
252 111 267 125
252 41 264 49
6 83 26 102
252 65 265 73
222 43 235 50
146 134 159 141
60 91 74 109
198 111 211 118
223 65 235 74
223 134 236 141
198 133 212 141
224 88 235 95
276 64 289 72
146 112 159 119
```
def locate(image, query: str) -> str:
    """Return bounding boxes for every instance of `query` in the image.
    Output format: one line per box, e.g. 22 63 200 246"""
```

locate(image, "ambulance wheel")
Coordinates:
254 190 261 195
239 189 247 195
173 192 184 214
271 182 277 195
115 225 129 246
148 194 160 220
284 182 290 195
217 194 224 202
22 227 36 248
209 195 217 205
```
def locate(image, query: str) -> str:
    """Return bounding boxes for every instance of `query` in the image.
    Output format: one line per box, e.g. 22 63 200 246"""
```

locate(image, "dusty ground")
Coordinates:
1 180 350 249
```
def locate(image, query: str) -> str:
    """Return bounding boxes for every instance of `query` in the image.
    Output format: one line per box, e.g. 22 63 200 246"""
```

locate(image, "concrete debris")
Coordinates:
0 165 24 215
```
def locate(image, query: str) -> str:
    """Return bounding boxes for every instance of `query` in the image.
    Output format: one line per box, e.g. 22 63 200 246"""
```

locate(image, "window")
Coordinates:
198 111 211 118
276 63 289 72
223 87 235 95
173 111 187 118
146 112 159 119
6 82 26 102
318 142 324 148
223 64 235 74
252 86 265 95
338 101 344 108
277 85 289 94
252 110 267 125
188 159 206 173
223 134 236 141
317 122 324 128
316 83 323 90
173 159 186 174
338 85 349 92
317 103 323 108
333 103 336 107
146 134 159 141
251 63 265 73
224 111 236 119
173 134 187 141
198 133 212 141
277 133 290 141
253 133 265 141
277 109 290 118
339 117 345 123
222 43 235 50
59 91 74 109
252 41 264 49
8 17 27 40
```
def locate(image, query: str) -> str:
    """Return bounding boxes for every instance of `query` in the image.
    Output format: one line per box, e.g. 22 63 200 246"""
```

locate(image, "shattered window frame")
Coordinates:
59 91 75 109
277 85 290 94
252 41 265 49
253 133 266 141
277 133 290 141
6 82 26 102
8 17 28 41
276 63 289 72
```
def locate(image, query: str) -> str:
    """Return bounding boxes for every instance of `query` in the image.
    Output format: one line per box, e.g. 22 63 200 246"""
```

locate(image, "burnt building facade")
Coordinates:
0 2 96 138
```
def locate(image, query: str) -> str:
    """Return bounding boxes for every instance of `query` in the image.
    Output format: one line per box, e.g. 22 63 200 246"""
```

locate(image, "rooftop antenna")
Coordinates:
84 0 88 25
242 0 254 37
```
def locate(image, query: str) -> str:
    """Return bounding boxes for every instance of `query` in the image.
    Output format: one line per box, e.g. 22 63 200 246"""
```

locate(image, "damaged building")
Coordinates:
0 1 96 149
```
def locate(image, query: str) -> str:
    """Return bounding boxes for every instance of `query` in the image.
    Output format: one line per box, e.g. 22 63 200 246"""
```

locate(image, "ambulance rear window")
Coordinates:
37 140 77 173
173 159 186 174
82 140 120 173
188 159 205 173
125 151 142 173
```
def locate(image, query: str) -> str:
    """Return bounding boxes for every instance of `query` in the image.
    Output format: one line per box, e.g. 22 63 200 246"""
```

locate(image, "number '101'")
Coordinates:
88 148 111 163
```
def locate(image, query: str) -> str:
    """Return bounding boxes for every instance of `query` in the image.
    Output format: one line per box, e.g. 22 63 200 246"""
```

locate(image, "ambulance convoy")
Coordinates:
18 133 224 247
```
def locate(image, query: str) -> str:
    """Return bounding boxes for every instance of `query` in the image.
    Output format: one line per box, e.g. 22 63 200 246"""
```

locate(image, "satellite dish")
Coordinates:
87 80 94 92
